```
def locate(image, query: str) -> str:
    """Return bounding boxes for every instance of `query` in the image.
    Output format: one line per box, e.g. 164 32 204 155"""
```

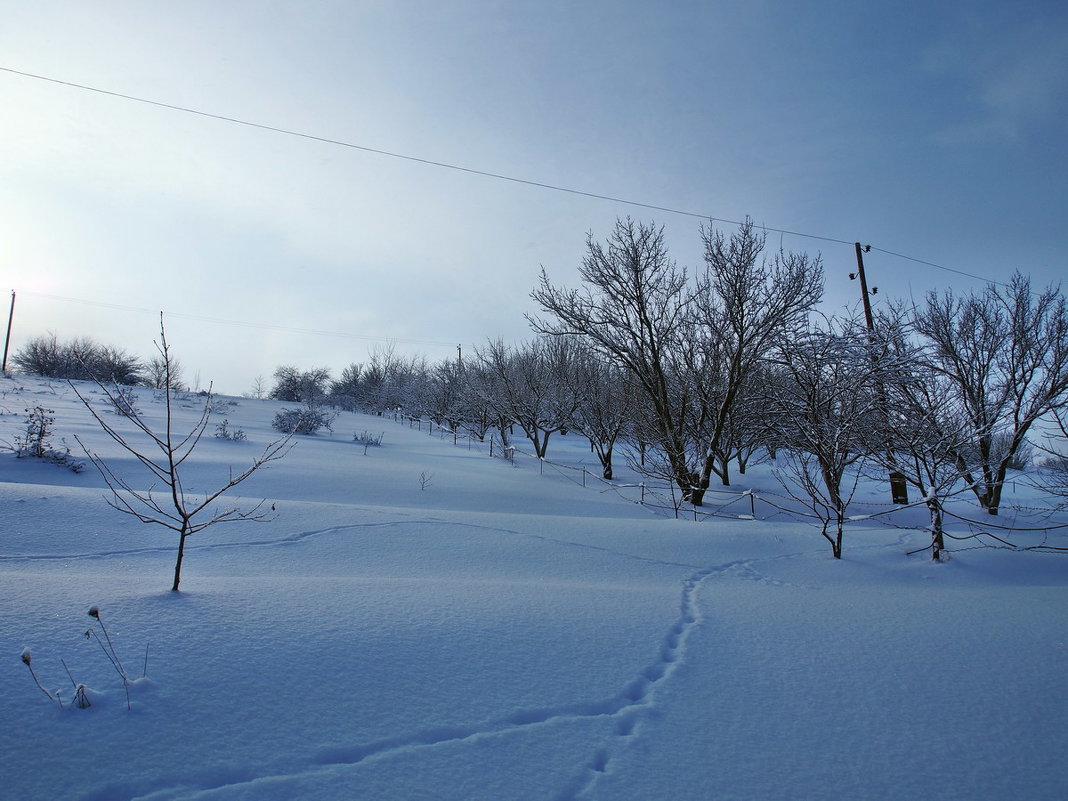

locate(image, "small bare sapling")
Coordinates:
354 430 384 454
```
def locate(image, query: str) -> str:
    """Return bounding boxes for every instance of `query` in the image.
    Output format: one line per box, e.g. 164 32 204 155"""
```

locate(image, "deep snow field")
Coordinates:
1 374 1065 801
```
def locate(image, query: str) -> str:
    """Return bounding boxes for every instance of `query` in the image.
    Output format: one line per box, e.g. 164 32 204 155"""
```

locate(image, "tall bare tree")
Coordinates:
688 218 823 503
569 347 636 480
914 273 1068 515
762 318 878 558
530 217 698 497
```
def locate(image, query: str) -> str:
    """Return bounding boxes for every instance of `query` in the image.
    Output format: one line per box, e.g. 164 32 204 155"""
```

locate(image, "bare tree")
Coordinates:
327 362 365 411
359 343 425 415
914 273 1068 515
688 218 823 502
473 337 584 459
72 317 293 591
569 348 636 480
762 319 879 558
146 353 185 391
415 358 465 430
867 310 976 559
1027 409 1068 510
245 374 269 400
530 217 698 497
453 359 508 444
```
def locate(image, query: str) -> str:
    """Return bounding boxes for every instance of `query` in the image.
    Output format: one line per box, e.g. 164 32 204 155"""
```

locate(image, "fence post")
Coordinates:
749 492 756 518
582 467 586 488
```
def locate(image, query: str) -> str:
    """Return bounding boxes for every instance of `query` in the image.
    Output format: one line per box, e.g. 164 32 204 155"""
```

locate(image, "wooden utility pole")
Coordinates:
853 243 875 330
1 291 14 373
853 245 908 504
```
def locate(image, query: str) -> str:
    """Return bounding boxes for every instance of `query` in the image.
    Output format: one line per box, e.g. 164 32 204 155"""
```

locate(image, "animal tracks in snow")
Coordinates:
116 554 778 801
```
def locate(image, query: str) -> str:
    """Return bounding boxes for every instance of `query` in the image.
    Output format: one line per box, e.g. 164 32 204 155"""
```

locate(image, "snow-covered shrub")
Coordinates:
354 430 383 447
272 405 335 435
111 387 140 417
10 406 83 472
270 366 331 403
215 419 247 441
12 333 145 384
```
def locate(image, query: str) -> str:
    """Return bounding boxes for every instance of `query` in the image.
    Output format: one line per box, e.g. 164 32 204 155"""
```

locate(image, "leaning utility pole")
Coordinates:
1 291 14 373
852 245 908 504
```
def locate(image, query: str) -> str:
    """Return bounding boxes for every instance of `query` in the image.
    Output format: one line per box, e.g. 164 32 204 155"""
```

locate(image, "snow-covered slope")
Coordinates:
2 375 1065 801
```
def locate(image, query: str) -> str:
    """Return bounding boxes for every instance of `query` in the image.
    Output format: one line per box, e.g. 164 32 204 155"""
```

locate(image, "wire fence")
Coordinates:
389 413 1068 553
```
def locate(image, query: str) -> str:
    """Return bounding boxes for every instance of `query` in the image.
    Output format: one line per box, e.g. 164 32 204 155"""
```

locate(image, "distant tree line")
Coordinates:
11 332 186 390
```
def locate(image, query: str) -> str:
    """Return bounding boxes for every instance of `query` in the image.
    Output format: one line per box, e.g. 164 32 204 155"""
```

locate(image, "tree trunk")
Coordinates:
171 526 190 592
927 499 946 559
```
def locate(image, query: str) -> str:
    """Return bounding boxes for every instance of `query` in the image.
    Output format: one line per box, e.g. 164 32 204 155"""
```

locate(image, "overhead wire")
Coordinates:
0 65 1000 283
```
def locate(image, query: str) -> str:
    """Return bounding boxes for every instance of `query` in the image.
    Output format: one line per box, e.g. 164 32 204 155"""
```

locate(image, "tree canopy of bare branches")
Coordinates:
530 217 697 497
913 273 1068 515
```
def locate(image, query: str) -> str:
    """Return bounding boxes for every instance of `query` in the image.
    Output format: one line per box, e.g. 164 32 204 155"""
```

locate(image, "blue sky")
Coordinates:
2 1 1065 394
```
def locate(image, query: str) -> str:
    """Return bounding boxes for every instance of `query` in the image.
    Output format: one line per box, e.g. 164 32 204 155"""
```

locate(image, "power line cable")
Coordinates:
868 246 1008 287
1 64 1003 285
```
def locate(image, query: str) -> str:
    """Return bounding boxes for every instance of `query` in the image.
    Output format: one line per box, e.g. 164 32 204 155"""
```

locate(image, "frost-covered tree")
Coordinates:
473 336 584 459
568 348 635 480
146 353 185 391
270 365 331 404
327 362 364 411
913 273 1068 515
14 333 145 384
762 318 879 558
415 358 466 430
867 314 975 560
530 217 697 496
687 218 823 501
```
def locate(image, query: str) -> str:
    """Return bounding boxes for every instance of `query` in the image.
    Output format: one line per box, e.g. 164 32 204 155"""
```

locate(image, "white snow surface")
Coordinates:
2 376 1065 801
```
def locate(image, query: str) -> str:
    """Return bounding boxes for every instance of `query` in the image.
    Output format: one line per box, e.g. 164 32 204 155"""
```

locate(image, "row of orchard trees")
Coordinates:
531 218 1068 558
12 218 1064 561
274 217 1068 559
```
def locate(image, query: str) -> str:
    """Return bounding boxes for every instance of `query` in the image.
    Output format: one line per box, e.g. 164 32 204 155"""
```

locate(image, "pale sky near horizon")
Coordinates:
2 1 1066 394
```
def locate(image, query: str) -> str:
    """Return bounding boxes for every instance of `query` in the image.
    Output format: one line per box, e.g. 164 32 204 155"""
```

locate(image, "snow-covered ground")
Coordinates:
2 375 1065 801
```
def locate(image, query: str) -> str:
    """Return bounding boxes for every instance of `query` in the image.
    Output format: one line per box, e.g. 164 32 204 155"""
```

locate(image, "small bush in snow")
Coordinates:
110 387 140 417
272 405 335 435
214 419 247 441
10 406 84 472
354 430 383 447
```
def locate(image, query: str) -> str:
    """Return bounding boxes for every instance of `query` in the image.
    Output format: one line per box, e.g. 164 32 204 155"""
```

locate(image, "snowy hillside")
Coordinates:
2 375 1065 801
